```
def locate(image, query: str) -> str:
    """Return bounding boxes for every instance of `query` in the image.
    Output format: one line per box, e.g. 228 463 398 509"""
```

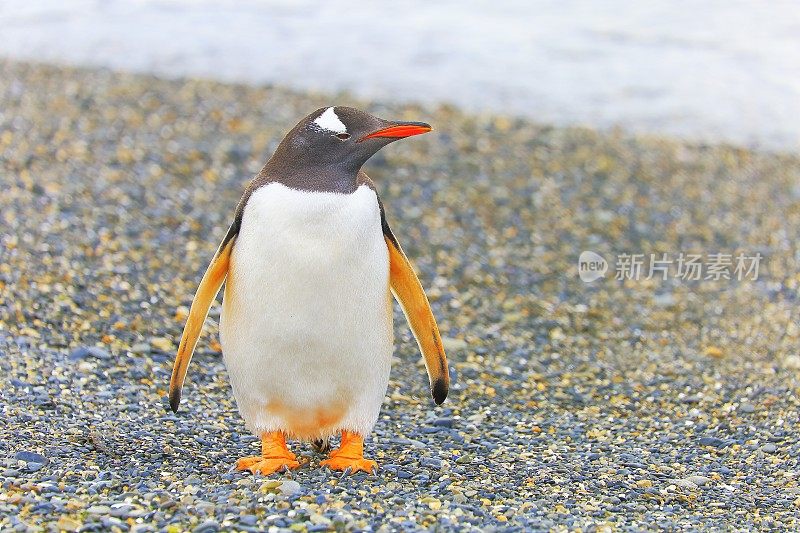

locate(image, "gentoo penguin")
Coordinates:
169 106 449 475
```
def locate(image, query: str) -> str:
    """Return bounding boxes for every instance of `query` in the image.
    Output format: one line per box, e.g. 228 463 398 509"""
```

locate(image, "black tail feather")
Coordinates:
311 438 330 453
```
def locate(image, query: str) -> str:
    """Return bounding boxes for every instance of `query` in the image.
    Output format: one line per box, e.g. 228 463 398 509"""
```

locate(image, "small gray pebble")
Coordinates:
739 402 755 413
193 519 220 533
238 515 258 526
69 346 112 360
131 343 150 354
279 480 301 495
698 437 728 448
686 475 711 487
14 451 47 464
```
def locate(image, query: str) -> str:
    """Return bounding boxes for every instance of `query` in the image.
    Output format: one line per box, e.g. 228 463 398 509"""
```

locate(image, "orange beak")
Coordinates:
359 121 432 142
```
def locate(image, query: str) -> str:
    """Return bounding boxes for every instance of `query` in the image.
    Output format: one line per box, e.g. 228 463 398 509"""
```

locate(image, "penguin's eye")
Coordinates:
334 132 351 141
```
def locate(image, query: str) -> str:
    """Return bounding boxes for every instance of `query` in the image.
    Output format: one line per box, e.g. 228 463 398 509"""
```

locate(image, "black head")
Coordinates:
261 106 431 193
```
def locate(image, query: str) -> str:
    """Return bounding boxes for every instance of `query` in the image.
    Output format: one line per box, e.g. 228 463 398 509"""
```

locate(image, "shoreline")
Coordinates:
2 0 799 151
5 56 799 160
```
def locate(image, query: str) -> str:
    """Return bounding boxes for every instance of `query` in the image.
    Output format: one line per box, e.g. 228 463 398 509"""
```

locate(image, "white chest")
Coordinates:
230 182 386 289
219 182 394 437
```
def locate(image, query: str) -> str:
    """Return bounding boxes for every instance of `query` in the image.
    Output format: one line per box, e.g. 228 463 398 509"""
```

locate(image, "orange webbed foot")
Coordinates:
236 456 300 475
236 431 300 475
320 455 377 474
320 431 378 475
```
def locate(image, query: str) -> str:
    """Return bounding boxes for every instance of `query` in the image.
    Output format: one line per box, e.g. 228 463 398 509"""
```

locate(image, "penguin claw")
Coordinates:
320 431 377 475
236 431 301 475
320 456 378 475
235 456 300 476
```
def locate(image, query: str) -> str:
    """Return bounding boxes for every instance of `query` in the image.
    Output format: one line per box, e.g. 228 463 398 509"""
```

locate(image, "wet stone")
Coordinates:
68 346 112 360
193 519 220 533
698 437 729 448
14 451 47 465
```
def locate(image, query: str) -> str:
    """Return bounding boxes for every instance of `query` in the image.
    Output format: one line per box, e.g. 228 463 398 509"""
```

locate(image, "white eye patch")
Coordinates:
312 107 347 134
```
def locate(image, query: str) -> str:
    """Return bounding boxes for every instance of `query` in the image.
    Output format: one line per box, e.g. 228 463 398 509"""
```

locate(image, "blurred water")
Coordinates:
1 0 799 150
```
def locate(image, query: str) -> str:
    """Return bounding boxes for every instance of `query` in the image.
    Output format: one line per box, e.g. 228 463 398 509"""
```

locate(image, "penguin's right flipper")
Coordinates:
169 224 237 412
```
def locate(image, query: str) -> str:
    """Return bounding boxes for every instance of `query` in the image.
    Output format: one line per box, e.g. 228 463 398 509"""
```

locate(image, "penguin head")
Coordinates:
268 106 431 179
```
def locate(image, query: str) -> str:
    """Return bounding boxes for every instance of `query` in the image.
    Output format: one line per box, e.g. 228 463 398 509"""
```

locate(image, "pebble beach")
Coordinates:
2 59 800 530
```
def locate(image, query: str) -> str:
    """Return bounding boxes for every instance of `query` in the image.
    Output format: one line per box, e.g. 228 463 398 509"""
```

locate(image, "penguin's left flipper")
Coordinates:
169 224 237 412
383 227 450 405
